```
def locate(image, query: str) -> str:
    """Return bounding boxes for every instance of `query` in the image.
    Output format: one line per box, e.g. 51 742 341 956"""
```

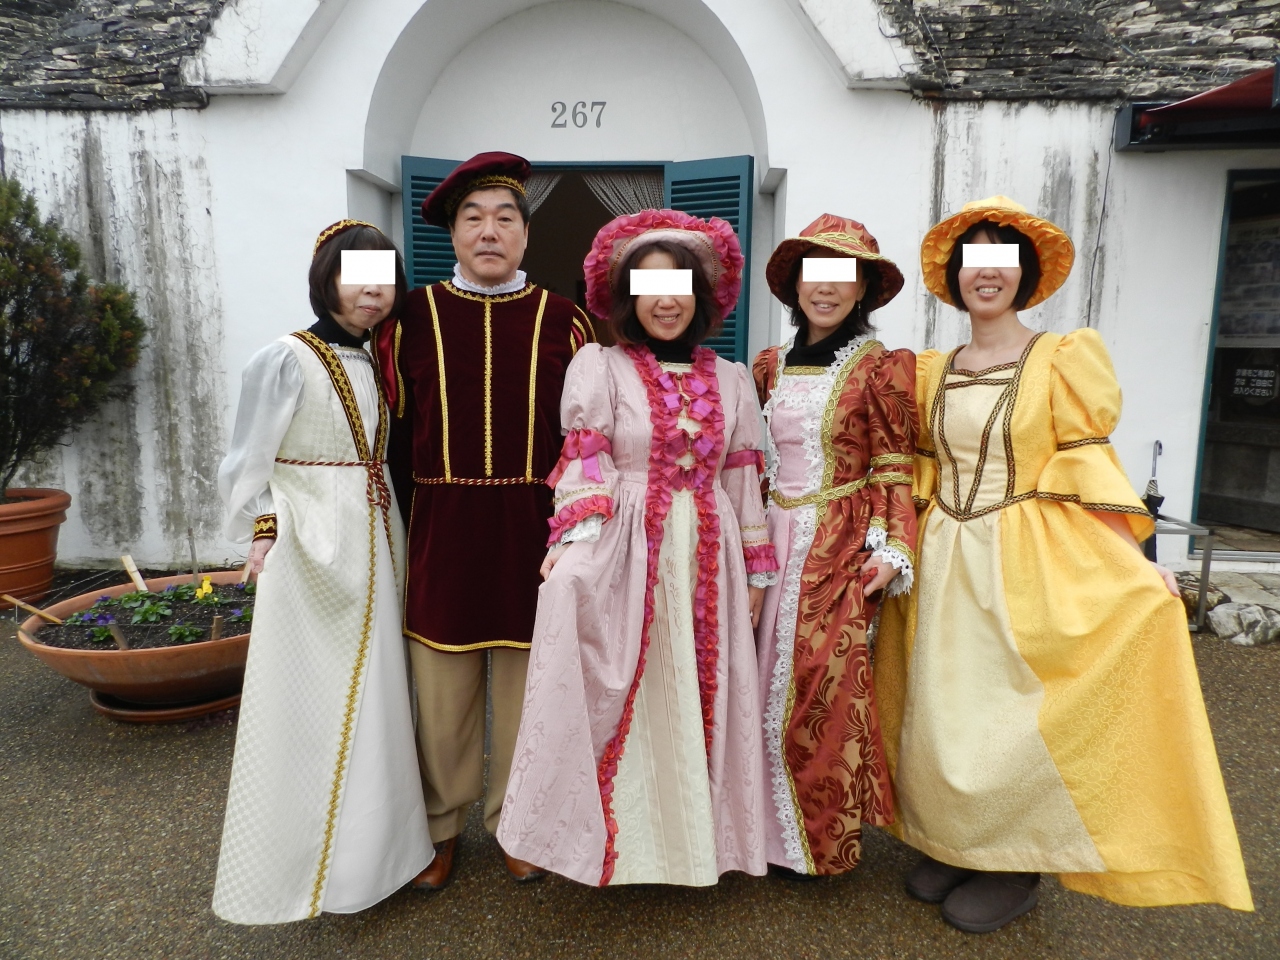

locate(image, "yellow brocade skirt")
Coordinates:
881 496 1253 910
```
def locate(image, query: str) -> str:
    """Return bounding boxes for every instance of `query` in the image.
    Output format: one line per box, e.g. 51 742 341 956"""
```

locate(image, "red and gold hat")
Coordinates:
421 152 532 228
920 196 1074 308
766 214 904 312
313 219 377 256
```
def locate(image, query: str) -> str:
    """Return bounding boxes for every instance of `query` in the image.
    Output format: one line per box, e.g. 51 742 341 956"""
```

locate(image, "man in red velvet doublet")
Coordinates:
385 278 592 647
374 152 594 888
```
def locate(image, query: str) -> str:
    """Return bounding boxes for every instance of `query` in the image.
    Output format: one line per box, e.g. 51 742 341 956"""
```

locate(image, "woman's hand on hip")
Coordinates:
248 537 274 574
540 543 569 580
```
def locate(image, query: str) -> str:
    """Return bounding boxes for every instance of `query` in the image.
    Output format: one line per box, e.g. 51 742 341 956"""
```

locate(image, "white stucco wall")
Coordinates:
3 0 1279 569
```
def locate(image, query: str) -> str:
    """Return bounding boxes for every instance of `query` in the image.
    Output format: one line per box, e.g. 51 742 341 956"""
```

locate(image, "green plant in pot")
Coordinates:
0 175 145 608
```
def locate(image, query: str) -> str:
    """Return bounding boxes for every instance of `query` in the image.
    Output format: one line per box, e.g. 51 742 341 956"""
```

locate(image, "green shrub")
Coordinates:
0 176 146 491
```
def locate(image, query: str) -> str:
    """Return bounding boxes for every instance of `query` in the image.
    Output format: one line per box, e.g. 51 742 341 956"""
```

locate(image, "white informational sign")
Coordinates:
340 249 396 285
630 269 693 295
802 258 858 282
962 244 1020 268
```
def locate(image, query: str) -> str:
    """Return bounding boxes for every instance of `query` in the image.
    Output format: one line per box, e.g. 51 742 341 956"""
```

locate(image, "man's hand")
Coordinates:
748 586 765 629
540 543 569 580
248 537 274 574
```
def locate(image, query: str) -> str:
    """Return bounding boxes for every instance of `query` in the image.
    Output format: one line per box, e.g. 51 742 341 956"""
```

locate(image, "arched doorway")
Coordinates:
364 0 771 360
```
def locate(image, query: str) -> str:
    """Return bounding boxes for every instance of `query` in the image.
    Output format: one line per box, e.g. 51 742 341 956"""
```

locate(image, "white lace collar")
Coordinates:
451 264 528 296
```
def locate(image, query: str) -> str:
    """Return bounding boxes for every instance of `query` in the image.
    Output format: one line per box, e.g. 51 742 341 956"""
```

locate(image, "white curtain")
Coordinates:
582 171 665 217
525 173 563 214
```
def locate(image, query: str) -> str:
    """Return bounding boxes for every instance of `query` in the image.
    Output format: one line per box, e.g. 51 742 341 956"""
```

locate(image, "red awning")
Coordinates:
1139 63 1277 128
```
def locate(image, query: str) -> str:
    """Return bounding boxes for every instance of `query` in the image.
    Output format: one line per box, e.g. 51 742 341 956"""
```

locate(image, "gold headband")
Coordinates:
444 176 528 219
313 219 378 256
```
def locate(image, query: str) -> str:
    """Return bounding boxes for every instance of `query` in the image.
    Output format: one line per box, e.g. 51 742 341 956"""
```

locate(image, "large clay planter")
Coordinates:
17 571 250 721
0 488 72 609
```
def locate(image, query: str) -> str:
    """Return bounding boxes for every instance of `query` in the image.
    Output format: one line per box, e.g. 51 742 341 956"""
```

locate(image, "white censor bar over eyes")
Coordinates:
340 249 396 285
962 244 1020 268
630 269 692 296
802 258 858 282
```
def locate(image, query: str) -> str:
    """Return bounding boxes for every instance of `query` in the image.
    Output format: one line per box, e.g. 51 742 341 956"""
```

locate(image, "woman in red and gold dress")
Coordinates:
752 214 917 879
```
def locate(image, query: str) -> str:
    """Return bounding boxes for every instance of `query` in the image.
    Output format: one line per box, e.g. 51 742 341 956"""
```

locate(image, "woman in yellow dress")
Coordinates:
876 196 1252 933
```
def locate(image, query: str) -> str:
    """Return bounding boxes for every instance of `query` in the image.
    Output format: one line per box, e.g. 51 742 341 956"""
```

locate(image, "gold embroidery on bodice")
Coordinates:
932 334 1042 521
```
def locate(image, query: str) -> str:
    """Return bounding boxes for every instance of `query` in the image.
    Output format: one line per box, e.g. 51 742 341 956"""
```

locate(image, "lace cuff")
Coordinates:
872 546 914 597
559 514 603 544
748 570 779 588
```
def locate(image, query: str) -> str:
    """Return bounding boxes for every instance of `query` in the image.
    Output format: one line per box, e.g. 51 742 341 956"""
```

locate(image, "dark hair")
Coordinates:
607 240 722 347
450 185 532 229
788 257 882 341
309 225 408 324
945 221 1041 311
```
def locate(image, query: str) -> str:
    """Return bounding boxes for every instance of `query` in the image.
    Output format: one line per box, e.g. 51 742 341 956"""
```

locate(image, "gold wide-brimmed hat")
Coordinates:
920 196 1074 308
766 213 904 312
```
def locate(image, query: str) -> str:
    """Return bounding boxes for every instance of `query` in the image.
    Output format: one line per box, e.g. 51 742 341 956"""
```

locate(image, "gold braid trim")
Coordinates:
915 447 937 459
426 287 452 482
440 280 537 303
1057 437 1111 450
308 498 378 916
313 219 376 255
885 537 916 566
393 320 405 418
869 453 913 468
252 514 277 540
484 300 494 477
525 291 548 482
817 339 878 527
291 332 371 461
413 475 541 486
931 490 1152 522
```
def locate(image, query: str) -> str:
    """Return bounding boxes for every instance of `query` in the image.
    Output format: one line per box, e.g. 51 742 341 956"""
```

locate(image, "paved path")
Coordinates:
1 617 1276 960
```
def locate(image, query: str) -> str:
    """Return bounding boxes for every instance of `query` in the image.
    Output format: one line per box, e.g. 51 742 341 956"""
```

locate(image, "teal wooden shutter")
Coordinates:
401 156 460 289
664 156 754 363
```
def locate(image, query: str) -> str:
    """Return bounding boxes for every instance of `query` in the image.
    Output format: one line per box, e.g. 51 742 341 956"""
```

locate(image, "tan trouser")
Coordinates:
407 643 530 842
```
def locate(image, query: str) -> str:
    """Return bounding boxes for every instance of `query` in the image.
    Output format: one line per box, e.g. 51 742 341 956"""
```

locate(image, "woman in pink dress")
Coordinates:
496 210 778 887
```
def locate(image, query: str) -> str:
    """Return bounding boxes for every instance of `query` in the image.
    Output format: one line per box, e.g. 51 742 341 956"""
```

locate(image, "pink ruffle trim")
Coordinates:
743 543 779 574
724 448 765 474
583 208 744 325
546 495 614 546
546 428 613 488
595 344 725 886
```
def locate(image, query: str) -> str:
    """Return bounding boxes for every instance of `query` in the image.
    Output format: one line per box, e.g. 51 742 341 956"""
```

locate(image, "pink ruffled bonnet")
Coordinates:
583 209 744 323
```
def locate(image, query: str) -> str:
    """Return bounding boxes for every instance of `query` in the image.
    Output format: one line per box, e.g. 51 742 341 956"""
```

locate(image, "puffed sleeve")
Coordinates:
217 341 305 543
863 348 919 596
1039 328 1154 541
723 362 779 586
751 345 781 410
911 350 944 510
546 343 619 546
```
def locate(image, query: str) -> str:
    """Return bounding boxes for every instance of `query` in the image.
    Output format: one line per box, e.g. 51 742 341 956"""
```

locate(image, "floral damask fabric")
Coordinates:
754 338 918 875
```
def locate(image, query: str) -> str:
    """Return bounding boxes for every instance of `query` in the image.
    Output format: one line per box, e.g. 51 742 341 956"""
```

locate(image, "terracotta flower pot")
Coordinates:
0 488 72 609
17 571 250 722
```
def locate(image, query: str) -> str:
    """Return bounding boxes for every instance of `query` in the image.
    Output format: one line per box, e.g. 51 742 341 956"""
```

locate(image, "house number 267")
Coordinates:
551 101 606 128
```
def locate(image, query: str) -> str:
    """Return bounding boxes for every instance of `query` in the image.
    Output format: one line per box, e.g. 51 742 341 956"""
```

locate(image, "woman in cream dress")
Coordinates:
213 221 432 923
876 197 1251 933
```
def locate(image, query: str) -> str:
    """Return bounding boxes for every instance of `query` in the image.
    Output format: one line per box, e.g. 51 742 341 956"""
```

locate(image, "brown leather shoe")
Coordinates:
503 852 548 882
411 837 457 891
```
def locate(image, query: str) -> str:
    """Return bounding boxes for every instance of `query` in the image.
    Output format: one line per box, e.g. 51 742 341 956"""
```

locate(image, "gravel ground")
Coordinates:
0 613 1276 960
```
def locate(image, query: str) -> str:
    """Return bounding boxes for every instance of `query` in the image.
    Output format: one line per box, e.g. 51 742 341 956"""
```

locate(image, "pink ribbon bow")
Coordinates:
546 429 613 487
